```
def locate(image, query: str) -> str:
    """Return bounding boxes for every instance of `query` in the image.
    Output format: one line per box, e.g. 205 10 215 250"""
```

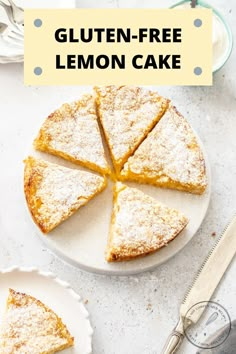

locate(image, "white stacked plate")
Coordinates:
0 0 76 64
0 36 24 63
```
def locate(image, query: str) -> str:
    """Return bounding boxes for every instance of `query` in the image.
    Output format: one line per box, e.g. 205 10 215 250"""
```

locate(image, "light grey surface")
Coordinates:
0 0 236 353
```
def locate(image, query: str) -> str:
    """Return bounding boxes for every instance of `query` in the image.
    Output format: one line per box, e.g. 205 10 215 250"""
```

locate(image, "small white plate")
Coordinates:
26 132 211 276
0 267 93 354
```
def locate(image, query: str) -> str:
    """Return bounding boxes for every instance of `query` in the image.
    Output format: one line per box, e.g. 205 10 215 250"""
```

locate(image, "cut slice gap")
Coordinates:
95 100 116 180
106 182 188 262
34 94 110 176
0 288 74 354
24 156 107 233
94 86 169 174
120 105 207 194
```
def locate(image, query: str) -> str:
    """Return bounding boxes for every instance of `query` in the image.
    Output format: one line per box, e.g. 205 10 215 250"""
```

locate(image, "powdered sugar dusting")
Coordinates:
121 105 207 193
35 94 109 173
27 158 105 232
107 183 188 260
0 290 71 353
95 86 168 167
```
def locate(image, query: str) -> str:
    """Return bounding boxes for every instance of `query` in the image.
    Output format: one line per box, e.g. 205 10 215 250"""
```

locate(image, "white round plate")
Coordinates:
0 55 24 64
0 267 93 354
26 132 211 275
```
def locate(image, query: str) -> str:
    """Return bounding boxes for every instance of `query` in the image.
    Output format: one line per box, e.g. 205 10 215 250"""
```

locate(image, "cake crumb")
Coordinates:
211 232 216 237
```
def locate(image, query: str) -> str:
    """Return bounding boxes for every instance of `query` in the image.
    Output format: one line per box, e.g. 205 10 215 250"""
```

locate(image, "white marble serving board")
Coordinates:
25 89 211 275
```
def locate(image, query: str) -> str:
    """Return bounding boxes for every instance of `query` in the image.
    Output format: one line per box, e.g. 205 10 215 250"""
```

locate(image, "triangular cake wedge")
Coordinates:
24 156 107 233
120 106 207 194
0 289 74 353
106 182 188 262
95 86 168 173
34 94 110 175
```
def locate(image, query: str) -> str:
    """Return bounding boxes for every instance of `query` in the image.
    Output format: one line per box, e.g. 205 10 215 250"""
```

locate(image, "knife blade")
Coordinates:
161 214 236 354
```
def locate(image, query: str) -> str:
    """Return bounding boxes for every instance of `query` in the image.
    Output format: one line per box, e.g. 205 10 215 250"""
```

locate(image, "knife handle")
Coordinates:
161 319 185 354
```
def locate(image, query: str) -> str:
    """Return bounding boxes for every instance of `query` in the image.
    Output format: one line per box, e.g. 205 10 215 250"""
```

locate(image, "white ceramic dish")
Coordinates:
0 267 93 354
0 0 76 64
170 0 233 73
0 55 23 63
26 131 211 276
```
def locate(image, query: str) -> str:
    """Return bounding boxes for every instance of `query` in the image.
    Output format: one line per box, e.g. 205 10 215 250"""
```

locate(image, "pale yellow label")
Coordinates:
24 9 212 86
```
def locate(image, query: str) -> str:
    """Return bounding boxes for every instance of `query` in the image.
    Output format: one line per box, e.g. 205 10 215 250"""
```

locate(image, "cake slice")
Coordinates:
120 105 207 194
95 86 168 174
0 289 74 354
34 94 110 175
106 182 188 262
24 156 107 233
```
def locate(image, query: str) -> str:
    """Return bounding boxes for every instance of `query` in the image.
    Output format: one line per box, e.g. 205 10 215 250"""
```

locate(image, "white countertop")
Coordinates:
0 1 236 353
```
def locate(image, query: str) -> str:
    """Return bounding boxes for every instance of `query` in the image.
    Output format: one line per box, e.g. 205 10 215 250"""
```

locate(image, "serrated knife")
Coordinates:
161 215 236 354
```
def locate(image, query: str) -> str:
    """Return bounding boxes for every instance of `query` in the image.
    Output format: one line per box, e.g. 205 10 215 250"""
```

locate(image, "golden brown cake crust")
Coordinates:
106 182 188 262
95 86 169 173
24 156 107 234
120 105 207 194
0 289 74 354
34 94 110 175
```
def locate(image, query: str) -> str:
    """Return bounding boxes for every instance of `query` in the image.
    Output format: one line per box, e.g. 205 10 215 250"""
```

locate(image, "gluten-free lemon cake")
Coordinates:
120 105 207 194
0 289 74 354
24 156 107 233
24 87 208 264
95 86 169 174
34 94 110 175
106 182 188 262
